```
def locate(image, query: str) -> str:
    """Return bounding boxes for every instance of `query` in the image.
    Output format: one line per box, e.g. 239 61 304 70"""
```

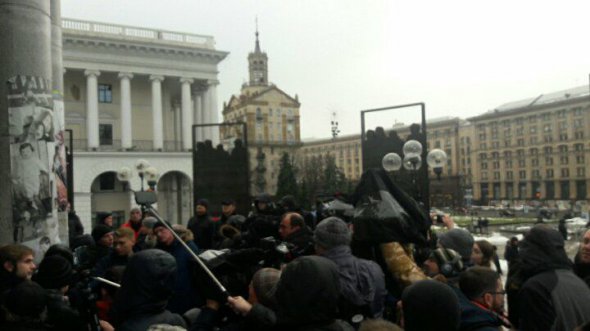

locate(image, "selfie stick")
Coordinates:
145 205 229 297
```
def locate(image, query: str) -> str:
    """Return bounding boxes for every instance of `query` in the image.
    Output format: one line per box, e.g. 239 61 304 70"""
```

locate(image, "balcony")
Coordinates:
70 139 188 152
62 18 215 49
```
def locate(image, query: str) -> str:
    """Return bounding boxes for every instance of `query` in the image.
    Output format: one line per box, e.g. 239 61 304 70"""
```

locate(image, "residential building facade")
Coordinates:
467 86 590 208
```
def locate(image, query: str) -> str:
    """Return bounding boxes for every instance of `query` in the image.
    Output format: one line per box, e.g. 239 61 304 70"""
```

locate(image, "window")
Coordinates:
574 119 583 128
575 143 584 151
481 162 488 169
517 139 524 146
575 131 584 139
529 126 537 134
557 109 567 118
99 172 116 190
99 124 112 145
532 170 540 179
546 169 554 178
532 158 539 166
543 124 552 132
544 135 553 143
561 181 570 199
559 121 568 130
546 181 555 199
494 172 500 180
506 171 513 180
480 143 487 150
98 84 112 103
542 113 551 121
516 127 524 136
561 168 570 178
576 180 587 199
577 167 585 177
573 107 583 116
492 141 500 148
577 155 585 164
530 137 538 144
519 159 526 167
519 170 526 179
528 115 537 123
560 156 569 165
559 134 568 141
493 161 500 169
558 145 569 153
544 146 553 155
546 157 554 166
530 148 538 155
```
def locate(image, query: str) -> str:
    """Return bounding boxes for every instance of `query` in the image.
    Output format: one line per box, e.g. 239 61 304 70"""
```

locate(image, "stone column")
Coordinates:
85 70 100 149
150 75 164 150
201 86 210 141
194 93 203 142
180 77 193 150
207 81 220 146
118 72 133 150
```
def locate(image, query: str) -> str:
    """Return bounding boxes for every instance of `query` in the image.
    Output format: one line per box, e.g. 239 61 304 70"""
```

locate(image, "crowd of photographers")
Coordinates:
2 193 590 331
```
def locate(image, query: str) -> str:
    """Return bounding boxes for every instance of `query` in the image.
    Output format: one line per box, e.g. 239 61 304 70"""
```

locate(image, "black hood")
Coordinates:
275 256 340 326
110 249 177 325
519 225 571 278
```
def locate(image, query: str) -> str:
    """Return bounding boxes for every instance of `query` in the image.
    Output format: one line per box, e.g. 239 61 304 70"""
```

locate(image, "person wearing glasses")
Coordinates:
458 266 510 330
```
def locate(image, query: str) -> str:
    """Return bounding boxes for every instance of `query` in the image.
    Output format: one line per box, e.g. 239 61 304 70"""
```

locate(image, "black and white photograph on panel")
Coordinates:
7 75 59 249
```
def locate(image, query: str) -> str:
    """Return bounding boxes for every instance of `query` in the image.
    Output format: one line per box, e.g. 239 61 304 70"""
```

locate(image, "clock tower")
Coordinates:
248 27 268 86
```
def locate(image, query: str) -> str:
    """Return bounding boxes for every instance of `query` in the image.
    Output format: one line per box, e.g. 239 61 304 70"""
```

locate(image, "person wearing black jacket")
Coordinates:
187 199 214 250
33 255 85 331
109 249 187 331
279 213 314 260
517 225 590 330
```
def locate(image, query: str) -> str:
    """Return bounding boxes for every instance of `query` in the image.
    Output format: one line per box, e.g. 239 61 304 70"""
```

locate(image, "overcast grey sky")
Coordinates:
61 0 590 139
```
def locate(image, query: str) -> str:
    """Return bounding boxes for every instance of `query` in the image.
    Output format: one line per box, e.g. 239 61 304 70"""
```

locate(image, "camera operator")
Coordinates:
110 249 187 331
33 255 85 331
278 212 314 260
0 281 48 330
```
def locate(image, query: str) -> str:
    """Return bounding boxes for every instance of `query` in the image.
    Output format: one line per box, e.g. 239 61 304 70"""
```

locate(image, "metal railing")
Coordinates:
71 139 187 152
62 18 215 49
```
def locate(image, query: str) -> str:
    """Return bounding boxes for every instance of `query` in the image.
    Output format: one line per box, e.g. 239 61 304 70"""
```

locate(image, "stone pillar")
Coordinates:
201 87 211 141
207 81 220 146
180 77 193 150
118 72 133 150
194 93 203 142
150 75 164 150
85 70 100 149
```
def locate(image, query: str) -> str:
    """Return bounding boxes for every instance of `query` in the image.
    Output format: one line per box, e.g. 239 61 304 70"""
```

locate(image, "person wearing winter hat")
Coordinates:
438 228 475 265
83 224 114 271
187 198 214 249
0 280 48 330
92 224 114 248
314 217 387 320
154 221 202 314
33 255 73 292
33 255 86 331
401 279 461 331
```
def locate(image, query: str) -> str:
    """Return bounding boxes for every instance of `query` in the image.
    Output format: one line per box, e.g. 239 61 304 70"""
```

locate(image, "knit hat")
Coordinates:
142 216 158 229
96 212 112 225
92 224 113 243
428 248 464 277
33 255 74 289
152 220 173 232
4 281 47 317
314 217 352 249
251 268 281 308
401 280 461 331
438 228 474 262
221 198 236 205
196 199 209 208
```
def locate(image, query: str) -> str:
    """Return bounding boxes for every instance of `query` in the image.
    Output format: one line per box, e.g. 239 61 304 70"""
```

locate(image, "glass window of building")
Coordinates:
98 84 112 103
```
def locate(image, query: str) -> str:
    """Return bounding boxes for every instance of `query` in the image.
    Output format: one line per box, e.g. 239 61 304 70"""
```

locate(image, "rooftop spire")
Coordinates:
255 17 261 53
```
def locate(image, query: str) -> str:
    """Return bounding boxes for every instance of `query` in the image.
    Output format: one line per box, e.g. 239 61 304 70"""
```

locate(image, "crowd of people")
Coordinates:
2 194 590 331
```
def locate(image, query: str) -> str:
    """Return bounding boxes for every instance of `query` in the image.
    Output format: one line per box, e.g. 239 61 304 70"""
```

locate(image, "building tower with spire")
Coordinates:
248 27 268 86
222 25 302 195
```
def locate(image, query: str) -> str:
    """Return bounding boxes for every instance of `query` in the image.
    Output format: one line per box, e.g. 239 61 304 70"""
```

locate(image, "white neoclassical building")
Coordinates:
62 18 228 230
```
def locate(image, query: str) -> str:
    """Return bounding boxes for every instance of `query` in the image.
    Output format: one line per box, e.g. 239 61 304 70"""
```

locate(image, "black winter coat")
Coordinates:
110 249 187 331
188 214 214 249
518 226 590 331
